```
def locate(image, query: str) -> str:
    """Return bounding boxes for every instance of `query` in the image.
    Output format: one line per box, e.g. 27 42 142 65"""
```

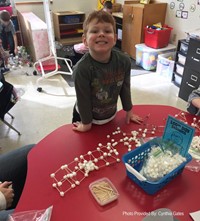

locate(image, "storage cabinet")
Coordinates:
112 12 123 50
18 12 50 62
121 3 167 59
172 39 188 87
178 38 200 101
53 11 85 45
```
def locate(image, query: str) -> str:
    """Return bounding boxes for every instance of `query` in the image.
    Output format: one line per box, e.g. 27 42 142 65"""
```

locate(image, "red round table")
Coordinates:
15 105 200 221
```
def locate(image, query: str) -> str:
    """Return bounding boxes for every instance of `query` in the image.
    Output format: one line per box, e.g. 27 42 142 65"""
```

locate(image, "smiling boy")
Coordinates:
72 10 143 132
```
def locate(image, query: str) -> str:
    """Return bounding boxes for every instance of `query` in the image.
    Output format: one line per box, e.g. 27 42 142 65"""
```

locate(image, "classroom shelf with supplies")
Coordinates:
52 11 85 46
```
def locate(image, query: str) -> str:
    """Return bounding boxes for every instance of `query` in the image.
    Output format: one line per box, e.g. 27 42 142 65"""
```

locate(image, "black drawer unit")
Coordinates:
178 37 200 101
179 40 189 54
172 39 188 87
178 67 200 101
185 38 200 71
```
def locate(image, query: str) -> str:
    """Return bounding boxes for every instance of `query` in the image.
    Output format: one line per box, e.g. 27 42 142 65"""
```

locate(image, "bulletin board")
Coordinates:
97 0 115 10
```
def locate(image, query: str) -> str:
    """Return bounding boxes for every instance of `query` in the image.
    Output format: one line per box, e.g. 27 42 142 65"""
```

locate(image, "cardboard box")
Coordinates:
18 12 50 62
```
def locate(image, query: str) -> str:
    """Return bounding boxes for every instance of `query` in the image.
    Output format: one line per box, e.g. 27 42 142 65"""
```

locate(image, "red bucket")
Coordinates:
144 25 173 49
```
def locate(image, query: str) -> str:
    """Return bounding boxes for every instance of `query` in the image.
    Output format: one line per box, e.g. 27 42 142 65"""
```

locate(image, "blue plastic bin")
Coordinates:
122 138 192 195
63 15 80 24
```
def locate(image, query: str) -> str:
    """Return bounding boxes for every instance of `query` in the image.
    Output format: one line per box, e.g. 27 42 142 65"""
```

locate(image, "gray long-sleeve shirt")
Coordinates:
0 20 15 35
73 49 132 124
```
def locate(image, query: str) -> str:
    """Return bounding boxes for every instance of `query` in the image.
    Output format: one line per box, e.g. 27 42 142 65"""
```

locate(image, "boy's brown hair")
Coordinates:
0 10 10 22
83 10 116 35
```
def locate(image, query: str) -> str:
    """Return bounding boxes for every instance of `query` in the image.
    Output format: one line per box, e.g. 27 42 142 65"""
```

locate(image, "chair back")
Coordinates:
0 73 14 119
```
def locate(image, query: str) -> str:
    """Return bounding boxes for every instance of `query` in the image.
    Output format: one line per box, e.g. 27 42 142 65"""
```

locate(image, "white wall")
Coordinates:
153 0 200 44
15 3 45 20
14 0 98 21
51 0 97 14
13 0 200 46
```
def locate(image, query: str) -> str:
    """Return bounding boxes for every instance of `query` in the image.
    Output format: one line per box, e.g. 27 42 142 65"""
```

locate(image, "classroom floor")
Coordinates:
0 66 187 154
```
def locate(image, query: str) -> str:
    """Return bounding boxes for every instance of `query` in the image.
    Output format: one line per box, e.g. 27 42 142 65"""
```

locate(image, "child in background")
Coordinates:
102 0 113 14
0 37 9 74
72 10 143 132
187 86 200 116
0 10 18 56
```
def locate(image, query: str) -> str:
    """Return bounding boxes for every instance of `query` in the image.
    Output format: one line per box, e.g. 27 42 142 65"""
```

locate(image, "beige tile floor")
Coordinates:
0 67 187 154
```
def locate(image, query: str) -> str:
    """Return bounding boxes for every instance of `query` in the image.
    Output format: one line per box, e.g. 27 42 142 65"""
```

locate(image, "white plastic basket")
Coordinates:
156 52 175 80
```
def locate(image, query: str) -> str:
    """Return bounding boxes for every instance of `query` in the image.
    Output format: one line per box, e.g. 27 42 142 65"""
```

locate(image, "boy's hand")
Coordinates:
73 122 92 132
126 111 143 124
0 181 14 209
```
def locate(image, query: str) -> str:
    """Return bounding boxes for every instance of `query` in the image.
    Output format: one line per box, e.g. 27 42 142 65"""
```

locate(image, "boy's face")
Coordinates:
83 19 116 56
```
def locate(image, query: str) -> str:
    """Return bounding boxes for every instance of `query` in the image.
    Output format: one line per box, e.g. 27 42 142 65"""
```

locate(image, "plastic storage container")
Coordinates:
122 138 192 195
89 177 119 206
144 26 173 49
156 52 175 80
135 44 176 71
63 15 80 24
